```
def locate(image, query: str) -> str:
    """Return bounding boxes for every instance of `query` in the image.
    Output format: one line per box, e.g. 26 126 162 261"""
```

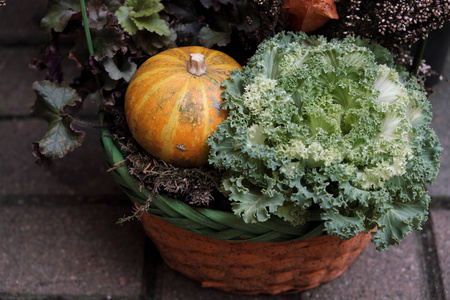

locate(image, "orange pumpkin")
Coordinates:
124 46 241 168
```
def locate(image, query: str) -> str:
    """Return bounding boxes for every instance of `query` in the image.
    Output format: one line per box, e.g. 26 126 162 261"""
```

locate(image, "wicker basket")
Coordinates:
101 127 372 294
141 212 371 294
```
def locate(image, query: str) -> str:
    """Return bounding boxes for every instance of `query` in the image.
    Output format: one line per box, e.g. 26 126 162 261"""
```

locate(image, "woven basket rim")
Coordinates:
100 117 327 242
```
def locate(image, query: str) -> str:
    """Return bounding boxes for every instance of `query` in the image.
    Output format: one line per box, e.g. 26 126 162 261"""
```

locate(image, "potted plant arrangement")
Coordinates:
31 0 447 295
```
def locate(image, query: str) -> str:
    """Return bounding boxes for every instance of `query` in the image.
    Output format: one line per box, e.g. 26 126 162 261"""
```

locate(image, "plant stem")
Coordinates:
80 0 102 103
80 0 95 56
411 38 427 76
188 53 207 76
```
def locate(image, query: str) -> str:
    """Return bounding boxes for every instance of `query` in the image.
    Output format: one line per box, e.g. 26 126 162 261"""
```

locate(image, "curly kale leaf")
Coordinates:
222 175 285 223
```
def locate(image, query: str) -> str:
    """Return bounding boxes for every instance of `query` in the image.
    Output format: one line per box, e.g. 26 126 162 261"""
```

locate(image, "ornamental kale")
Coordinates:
208 32 442 251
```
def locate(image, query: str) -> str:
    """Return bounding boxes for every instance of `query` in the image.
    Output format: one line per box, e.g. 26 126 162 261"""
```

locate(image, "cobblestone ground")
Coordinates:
1 2 449 299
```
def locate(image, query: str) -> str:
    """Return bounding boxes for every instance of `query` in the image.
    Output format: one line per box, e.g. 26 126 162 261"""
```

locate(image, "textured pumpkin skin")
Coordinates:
125 46 241 167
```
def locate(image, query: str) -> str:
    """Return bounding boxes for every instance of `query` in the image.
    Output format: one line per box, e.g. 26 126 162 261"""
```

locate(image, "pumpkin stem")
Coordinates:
188 53 207 76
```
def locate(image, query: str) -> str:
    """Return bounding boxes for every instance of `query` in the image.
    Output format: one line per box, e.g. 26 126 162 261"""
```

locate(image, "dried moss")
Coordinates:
104 105 231 212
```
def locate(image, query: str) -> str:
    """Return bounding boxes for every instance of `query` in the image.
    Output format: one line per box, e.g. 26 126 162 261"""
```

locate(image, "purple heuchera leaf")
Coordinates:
69 25 126 67
29 33 63 83
40 0 81 33
32 142 52 166
31 81 85 163
70 68 100 100
87 0 110 30
200 0 235 11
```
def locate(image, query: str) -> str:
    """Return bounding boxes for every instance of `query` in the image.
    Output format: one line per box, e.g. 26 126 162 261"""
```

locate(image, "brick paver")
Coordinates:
0 47 45 116
0 204 145 297
0 119 122 197
432 207 450 299
0 0 47 46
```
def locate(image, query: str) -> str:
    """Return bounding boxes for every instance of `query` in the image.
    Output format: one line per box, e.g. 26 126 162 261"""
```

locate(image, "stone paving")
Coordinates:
0 1 449 299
